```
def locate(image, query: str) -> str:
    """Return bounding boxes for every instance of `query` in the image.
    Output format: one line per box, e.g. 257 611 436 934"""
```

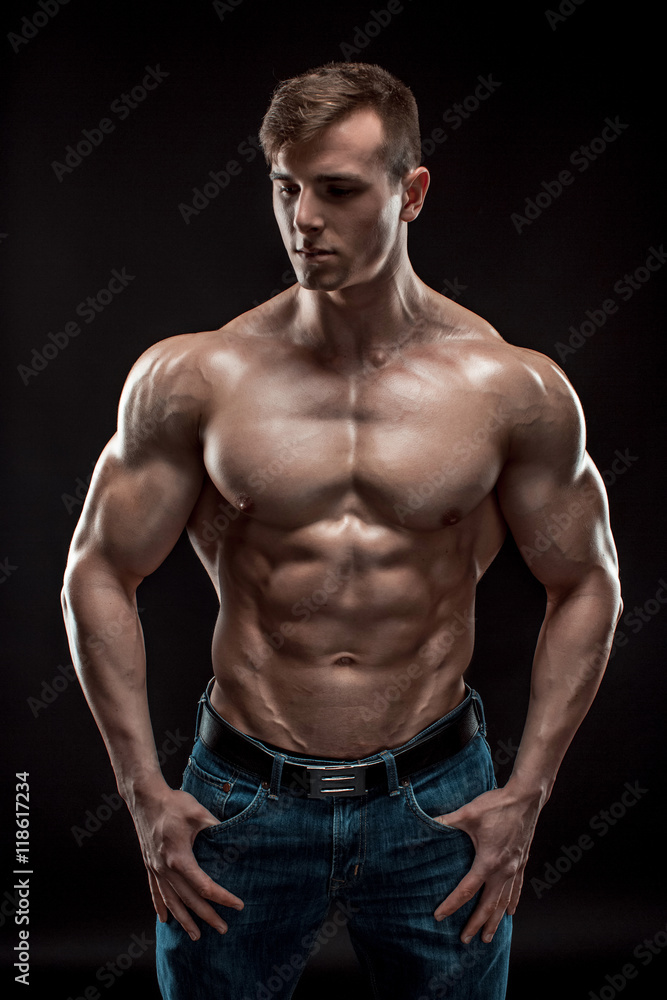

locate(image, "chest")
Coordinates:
202 361 510 530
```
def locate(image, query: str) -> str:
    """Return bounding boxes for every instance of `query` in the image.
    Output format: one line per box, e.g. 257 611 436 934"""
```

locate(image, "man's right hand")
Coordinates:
129 785 244 940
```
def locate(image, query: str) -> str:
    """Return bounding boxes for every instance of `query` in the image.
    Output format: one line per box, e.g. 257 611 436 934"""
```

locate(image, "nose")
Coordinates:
294 188 324 235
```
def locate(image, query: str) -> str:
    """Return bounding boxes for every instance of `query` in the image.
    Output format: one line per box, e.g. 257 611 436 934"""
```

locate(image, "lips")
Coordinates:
296 248 334 257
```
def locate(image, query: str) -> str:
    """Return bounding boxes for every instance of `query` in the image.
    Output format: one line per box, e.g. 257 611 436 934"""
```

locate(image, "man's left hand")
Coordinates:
432 785 541 944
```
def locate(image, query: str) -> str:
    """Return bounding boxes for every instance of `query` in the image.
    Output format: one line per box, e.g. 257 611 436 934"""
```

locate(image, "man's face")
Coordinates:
270 109 406 293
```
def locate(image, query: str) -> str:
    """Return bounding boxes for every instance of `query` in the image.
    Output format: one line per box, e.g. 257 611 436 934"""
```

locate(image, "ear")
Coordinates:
399 166 430 222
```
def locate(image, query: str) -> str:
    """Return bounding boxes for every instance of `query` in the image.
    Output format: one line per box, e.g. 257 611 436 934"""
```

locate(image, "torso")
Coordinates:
179 286 535 757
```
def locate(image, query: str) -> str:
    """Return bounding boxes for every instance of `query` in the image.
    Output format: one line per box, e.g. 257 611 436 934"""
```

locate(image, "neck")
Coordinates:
293 256 430 361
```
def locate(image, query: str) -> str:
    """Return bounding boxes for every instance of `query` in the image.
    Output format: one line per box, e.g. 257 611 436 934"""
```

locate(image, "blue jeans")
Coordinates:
156 685 511 999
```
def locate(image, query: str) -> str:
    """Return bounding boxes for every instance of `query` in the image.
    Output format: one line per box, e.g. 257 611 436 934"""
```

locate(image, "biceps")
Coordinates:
68 435 205 585
497 454 617 588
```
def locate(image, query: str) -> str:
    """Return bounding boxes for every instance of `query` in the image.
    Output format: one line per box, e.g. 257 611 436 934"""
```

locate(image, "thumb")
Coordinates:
196 806 222 830
435 805 465 829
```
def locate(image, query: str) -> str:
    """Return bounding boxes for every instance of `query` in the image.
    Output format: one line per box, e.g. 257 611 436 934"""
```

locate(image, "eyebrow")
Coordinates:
269 171 366 184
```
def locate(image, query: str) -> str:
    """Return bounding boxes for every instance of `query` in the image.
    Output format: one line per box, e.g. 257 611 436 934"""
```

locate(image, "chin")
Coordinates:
297 272 348 292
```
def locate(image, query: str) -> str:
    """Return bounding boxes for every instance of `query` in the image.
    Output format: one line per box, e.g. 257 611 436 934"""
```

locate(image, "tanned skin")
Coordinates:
62 109 622 948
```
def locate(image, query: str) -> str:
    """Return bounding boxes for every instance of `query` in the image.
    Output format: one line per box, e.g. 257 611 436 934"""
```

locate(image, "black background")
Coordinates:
1 0 665 997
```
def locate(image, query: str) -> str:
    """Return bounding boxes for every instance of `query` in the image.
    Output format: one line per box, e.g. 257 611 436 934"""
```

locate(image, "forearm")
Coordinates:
61 559 166 807
507 572 622 806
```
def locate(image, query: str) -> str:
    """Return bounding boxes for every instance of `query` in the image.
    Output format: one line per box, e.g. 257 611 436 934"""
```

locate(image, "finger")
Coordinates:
507 868 524 915
148 869 169 923
434 872 484 920
480 904 509 943
176 858 244 910
459 877 513 944
161 873 231 938
159 881 208 941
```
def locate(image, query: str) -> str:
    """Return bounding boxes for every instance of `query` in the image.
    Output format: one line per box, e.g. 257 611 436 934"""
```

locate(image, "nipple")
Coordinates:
367 349 389 368
236 493 254 512
440 508 461 526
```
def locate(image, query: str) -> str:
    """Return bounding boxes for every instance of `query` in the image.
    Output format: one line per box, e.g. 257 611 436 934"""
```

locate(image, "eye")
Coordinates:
278 185 298 196
328 187 354 197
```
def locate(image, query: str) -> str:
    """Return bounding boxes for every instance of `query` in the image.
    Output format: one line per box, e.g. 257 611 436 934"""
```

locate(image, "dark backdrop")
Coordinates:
2 1 665 998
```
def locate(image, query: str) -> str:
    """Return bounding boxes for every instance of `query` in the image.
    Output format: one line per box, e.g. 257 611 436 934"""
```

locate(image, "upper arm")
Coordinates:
495 352 620 600
65 338 205 592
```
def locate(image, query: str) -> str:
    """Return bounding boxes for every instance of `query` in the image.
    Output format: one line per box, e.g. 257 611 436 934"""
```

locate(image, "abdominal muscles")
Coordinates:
208 511 482 756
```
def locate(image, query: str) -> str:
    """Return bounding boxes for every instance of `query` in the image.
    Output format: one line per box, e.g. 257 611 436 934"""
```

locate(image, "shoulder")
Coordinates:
116 330 225 461
433 296 584 428
483 343 587 473
121 315 260 403
428 295 587 464
118 300 287 423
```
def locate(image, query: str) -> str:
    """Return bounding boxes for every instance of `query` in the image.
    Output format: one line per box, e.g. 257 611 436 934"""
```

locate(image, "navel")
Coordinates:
333 655 357 666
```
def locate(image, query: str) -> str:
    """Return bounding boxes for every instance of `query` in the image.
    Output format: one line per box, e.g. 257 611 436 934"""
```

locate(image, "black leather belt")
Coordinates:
198 692 482 799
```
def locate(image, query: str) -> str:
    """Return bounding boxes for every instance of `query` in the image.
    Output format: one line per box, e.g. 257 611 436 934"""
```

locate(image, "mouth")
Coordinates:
296 248 335 260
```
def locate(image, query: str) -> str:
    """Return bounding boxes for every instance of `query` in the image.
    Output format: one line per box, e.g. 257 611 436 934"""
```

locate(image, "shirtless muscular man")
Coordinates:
62 63 622 999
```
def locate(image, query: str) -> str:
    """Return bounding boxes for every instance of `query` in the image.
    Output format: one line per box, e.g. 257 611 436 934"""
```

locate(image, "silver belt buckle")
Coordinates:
306 763 367 799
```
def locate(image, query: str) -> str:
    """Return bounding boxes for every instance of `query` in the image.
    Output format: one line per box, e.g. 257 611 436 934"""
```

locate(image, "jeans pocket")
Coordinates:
405 734 494 836
183 744 269 837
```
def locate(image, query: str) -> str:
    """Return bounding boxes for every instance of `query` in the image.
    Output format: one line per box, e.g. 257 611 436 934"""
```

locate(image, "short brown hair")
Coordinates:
259 62 421 182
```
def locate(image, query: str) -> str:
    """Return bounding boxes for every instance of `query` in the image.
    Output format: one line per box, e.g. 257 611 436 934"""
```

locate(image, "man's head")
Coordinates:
259 61 421 184
260 63 429 293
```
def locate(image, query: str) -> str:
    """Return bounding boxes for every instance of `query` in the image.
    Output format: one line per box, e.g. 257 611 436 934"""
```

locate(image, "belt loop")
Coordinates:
379 750 401 797
195 688 208 740
472 690 486 737
268 753 285 800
